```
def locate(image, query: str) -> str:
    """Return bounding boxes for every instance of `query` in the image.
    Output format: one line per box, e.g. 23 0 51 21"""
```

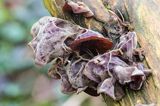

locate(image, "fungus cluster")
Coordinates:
28 1 151 100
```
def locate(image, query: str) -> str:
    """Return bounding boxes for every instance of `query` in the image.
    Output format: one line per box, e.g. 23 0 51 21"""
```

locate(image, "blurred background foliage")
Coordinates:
0 0 106 106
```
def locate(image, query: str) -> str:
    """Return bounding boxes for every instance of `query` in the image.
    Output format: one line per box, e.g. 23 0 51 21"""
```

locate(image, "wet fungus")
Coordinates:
29 16 85 65
69 29 113 55
29 1 151 100
63 1 94 18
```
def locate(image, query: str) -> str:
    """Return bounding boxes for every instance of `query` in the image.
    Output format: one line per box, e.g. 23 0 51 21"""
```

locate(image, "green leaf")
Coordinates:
43 0 58 17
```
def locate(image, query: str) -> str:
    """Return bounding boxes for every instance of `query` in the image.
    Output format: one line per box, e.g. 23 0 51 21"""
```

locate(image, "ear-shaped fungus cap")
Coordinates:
83 50 127 83
116 32 137 59
113 65 145 90
48 58 76 94
69 29 113 55
98 77 124 100
63 1 94 18
28 16 84 65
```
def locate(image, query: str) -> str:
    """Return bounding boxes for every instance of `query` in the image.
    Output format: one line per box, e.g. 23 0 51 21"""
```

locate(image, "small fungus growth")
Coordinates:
63 1 94 18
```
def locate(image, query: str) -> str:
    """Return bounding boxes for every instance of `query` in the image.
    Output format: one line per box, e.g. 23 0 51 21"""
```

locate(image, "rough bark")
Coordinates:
106 0 160 105
43 0 160 105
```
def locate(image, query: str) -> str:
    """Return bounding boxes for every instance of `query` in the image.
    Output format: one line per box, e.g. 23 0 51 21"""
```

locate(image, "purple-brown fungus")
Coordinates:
116 32 137 60
70 29 113 55
29 6 151 100
98 77 124 100
83 46 148 99
63 1 94 18
28 16 91 65
49 57 76 94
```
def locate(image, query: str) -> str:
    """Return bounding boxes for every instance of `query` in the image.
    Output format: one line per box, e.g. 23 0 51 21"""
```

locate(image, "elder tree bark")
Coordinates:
43 0 160 105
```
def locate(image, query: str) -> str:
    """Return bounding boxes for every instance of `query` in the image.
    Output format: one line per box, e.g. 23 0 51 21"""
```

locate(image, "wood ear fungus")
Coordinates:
63 1 94 18
69 30 113 55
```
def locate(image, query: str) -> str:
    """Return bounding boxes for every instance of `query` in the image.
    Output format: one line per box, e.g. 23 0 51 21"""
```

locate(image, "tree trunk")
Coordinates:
43 0 160 105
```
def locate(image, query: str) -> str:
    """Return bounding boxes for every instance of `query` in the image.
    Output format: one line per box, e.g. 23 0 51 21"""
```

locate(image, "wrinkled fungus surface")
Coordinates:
70 29 113 54
29 1 151 100
29 16 92 65
63 1 94 18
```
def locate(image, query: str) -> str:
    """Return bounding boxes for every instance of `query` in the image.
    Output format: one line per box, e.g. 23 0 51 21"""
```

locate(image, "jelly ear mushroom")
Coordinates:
69 29 113 55
63 1 94 18
28 16 84 65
